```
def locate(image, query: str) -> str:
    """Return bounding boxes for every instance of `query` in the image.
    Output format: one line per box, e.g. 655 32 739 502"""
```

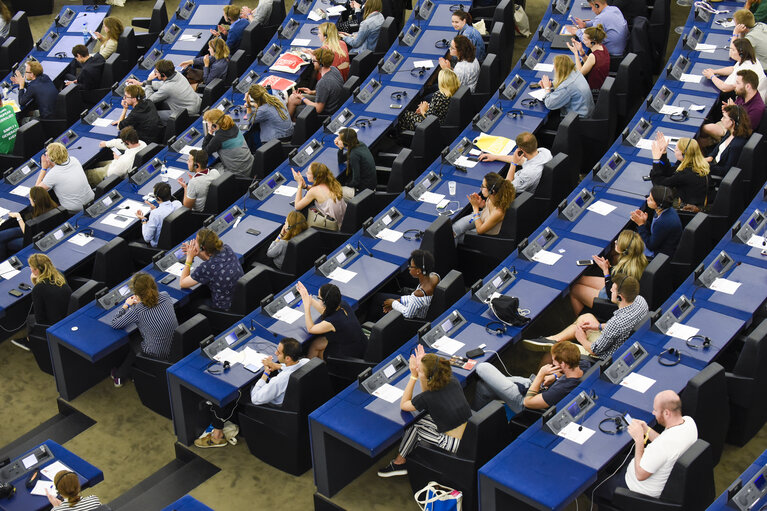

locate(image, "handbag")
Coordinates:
490 295 531 326
307 207 339 231
414 481 463 511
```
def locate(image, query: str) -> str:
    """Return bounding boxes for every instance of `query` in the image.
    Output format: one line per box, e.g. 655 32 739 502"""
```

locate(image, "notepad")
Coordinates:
240 347 272 368
413 59 434 69
100 213 134 228
67 233 93 247
30 480 57 497
178 145 197 155
307 10 323 20
214 347 244 364
532 250 562 265
659 105 684 115
620 372 656 393
328 267 356 283
326 5 346 15
0 259 19 280
710 278 741 295
274 185 298 197
586 201 616 216
292 38 312 46
10 185 30 197
680 73 702 83
432 336 465 356
695 43 717 53
373 383 404 403
92 117 113 127
164 167 185 180
274 306 303 324
557 422 595 444
41 461 71 481
533 63 554 72
635 138 654 150
419 191 445 204
666 322 700 340
376 228 403 242
747 234 766 248
528 88 548 101
165 262 187 277
180 34 199 42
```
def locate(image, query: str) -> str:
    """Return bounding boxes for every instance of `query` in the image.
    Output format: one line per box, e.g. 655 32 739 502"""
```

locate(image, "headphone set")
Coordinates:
411 66 428 77
485 178 500 196
207 360 231 374
310 26 319 34
506 109 525 119
599 414 628 435
485 321 507 335
520 98 540 107
390 90 408 101
614 274 629 302
657 347 682 366
449 3 466 12
403 229 425 241
686 334 712 350
54 52 69 59
435 38 451 49
437 199 460 215
353 117 377 128
620 234 634 256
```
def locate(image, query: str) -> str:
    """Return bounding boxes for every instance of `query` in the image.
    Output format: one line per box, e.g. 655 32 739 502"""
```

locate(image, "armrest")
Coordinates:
725 373 755 407
612 487 682 511
398 130 415 147
239 401 300 432
461 232 517 257
591 297 618 322
325 355 375 380
127 242 163 268
131 17 151 29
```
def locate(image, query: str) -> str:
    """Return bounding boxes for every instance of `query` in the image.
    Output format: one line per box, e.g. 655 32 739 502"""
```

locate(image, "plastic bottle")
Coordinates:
82 21 89 43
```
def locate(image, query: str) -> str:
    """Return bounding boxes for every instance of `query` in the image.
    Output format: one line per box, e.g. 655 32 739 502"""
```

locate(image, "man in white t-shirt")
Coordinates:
596 390 698 501
178 149 220 212
36 142 95 213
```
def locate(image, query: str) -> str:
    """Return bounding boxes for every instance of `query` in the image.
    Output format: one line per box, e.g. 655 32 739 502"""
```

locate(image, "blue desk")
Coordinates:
162 495 215 511
410 28 457 57
708 449 767 510
170 29 212 53
68 12 107 34
187 5 225 26
46 35 87 60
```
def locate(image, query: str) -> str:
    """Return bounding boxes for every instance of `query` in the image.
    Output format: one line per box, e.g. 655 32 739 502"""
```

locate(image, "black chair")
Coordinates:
473 53 500 111
726 318 767 446
0 36 19 78
67 280 106 314
22 207 70 247
200 77 226 110
253 138 285 180
423 269 465 322
372 17 398 60
164 108 192 144
680 363 728 465
284 105 320 152
196 266 274 332
532 153 573 220
549 112 582 174
580 76 617 169
128 207 206 266
343 76 361 102
419 215 457 278
132 0 169 52
115 28 138 70
93 175 122 200
670 213 711 287
228 49 251 85
70 237 134 290
487 22 512 78
133 314 211 418
238 358 333 475
409 115 443 171
8 11 33 56
374 148 418 211
202 172 240 215
597 439 715 511
81 53 121 109
628 17 653 91
648 0 671 74
439 85 473 145
251 228 325 288
132 143 162 170
0 119 43 170
350 49 377 80
735 133 764 196
316 189 376 250
39 83 83 140
707 167 744 244
614 53 646 130
406 402 510 511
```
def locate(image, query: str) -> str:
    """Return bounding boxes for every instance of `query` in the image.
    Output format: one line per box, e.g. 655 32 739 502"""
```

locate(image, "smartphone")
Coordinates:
8 289 22 297
246 228 261 236
160 274 175 285
576 259 594 266
389 103 403 109
529 83 541 89
642 175 652 181
624 413 633 424
244 363 261 373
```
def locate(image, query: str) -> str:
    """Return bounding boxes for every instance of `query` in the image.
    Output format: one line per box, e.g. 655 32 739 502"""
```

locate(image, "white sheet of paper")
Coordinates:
620 372 656 393
533 63 554 72
0 258 19 280
532 250 562 265
747 234 766 248
372 383 404 403
659 105 684 115
432 336 465 356
635 138 654 150
326 5 346 15
10 185 30 197
274 185 298 197
92 117 113 127
0 207 9 218
710 277 741 295
179 34 198 41
413 59 435 69
30 480 57 497
100 213 134 228
67 233 93 246
680 73 703 83
528 88 548 101
41 461 71 480
240 347 271 368
292 38 312 46
164 167 185 179
689 104 706 111
214 347 244 364
667 322 700 340
328 267 357 283
454 155 478 168
383 365 396 378
307 10 323 20
119 199 151 216
273 306 304 324
419 191 445 204
178 145 197 155
557 422 595 444
586 200 616 216
166 262 186 277
376 228 403 242
695 43 717 52
719 20 735 28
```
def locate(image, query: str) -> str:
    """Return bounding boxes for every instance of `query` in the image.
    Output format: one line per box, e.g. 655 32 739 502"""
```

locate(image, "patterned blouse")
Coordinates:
399 91 452 131
191 245 245 311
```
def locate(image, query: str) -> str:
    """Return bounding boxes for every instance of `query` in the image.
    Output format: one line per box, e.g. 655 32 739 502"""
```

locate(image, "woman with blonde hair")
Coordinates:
377 345 471 477
0 187 58 260
399 68 460 131
202 109 254 176
46 470 101 510
452 172 516 244
310 23 350 80
93 16 123 59
267 211 309 269
180 37 230 89
292 162 347 230
110 272 178 387
569 230 648 315
541 54 595 117
245 84 294 143
340 0 385 51
567 24 610 96
650 133 710 210
0 1 11 39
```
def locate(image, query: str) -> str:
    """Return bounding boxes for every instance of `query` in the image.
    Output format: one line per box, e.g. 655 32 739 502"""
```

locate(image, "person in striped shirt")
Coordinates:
372 250 440 320
110 272 178 387
46 470 102 510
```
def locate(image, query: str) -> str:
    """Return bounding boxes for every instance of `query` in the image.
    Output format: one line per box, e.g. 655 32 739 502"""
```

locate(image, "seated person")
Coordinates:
702 39 767 102
202 110 254 176
267 210 309 269
479 132 552 194
180 228 245 311
115 84 164 144
568 0 628 58
451 10 486 62
399 69 461 131
473 341 583 415
0 96 18 154
452 172 516 244
706 104 752 178
126 60 202 122
524 275 648 365
567 25 610 98
179 37 230 90
308 23 350 81
136 182 182 248
13 61 57 120
111 272 178 387
340 0 385 52
195 337 310 448
748 0 767 23
335 128 376 198
540 55 595 118
630 185 682 257
36 142 94 214
0 187 58 261
287 48 345 119
212 5 249 54
292 162 347 231
595 390 698 500
372 249 440 320
0 2 10 40
733 9 767 69
47 470 101 510
438 35 480 92
570 230 647 315
378 345 471 477
245 84 294 145
64 44 105 90
650 133 709 210
242 1 274 25
89 126 147 185
92 16 123 59
702 70 764 141
297 281 365 359
178 149 221 212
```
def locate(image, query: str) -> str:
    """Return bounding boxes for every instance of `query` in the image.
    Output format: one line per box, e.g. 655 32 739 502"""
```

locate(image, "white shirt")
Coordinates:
625 415 698 498
250 358 310 406
104 139 147 178
186 168 221 212
42 157 95 212
511 148 552 194
725 59 767 102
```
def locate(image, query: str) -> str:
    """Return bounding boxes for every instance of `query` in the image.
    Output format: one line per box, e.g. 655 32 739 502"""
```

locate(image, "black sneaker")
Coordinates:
377 461 407 478
11 338 30 351
521 337 557 352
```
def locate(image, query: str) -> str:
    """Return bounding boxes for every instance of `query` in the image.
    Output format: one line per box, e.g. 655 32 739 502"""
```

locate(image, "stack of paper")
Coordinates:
419 191 446 204
376 228 403 242
432 336 465 356
274 306 304 324
327 267 357 283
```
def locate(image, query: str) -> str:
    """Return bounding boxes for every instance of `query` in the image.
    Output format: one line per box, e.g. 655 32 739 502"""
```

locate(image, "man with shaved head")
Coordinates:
595 389 698 500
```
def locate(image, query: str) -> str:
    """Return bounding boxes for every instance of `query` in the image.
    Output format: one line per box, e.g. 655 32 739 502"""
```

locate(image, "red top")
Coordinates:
586 46 610 91
317 41 350 81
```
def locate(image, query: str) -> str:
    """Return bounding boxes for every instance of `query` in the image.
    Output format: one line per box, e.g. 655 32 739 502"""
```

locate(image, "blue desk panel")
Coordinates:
162 496 215 511
410 29 459 57
68 12 107 34
170 29 212 53
370 216 432 260
364 84 422 116
46 35 87 59
188 4 226 26
528 237 604 283
219 215 281 256
708 450 767 510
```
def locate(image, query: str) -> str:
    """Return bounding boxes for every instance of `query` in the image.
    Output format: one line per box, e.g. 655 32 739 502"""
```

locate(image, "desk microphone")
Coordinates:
590 184 648 200
691 260 741 302
249 318 278 337
356 240 373 257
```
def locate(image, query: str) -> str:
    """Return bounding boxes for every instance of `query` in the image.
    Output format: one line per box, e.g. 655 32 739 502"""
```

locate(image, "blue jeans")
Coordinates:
452 215 476 245
0 227 24 261
474 362 531 414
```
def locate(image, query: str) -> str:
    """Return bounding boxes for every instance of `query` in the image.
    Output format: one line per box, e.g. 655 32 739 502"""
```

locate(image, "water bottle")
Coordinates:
161 164 168 182
82 21 89 43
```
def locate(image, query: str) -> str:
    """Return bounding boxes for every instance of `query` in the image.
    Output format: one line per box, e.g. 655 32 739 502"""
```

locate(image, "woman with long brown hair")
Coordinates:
267 210 309 269
93 16 124 59
180 37 230 89
202 109 254 176
0 1 12 39
111 272 178 387
334 128 376 198
339 0 384 51
0 186 58 260
46 470 101 510
292 162 347 230
452 172 516 244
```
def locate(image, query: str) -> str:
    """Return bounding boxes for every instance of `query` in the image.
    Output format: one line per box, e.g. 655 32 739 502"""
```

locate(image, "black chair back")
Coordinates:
22 207 69 246
228 49 250 84
116 28 138 68
253 139 285 180
440 85 472 144
350 49 376 79
340 189 375 233
203 171 238 214
727 319 767 445
657 439 715 509
628 16 653 90
365 310 409 362
648 0 671 73
551 112 582 172
170 314 211 361
281 229 324 277
67 280 106 314
201 77 226 110
708 167 744 242
9 12 32 53
164 108 192 144
385 148 417 193
425 270 464 321
614 53 646 128
373 17 397 58
534 153 572 215
411 115 442 171
670 213 711 286
156 207 205 250
419 215 456 277
281 358 333 414
291 105 320 147
638 253 672 310
93 175 122 199
736 133 764 195
91 237 133 289
229 266 273 316
473 53 500 110
681 363 728 465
